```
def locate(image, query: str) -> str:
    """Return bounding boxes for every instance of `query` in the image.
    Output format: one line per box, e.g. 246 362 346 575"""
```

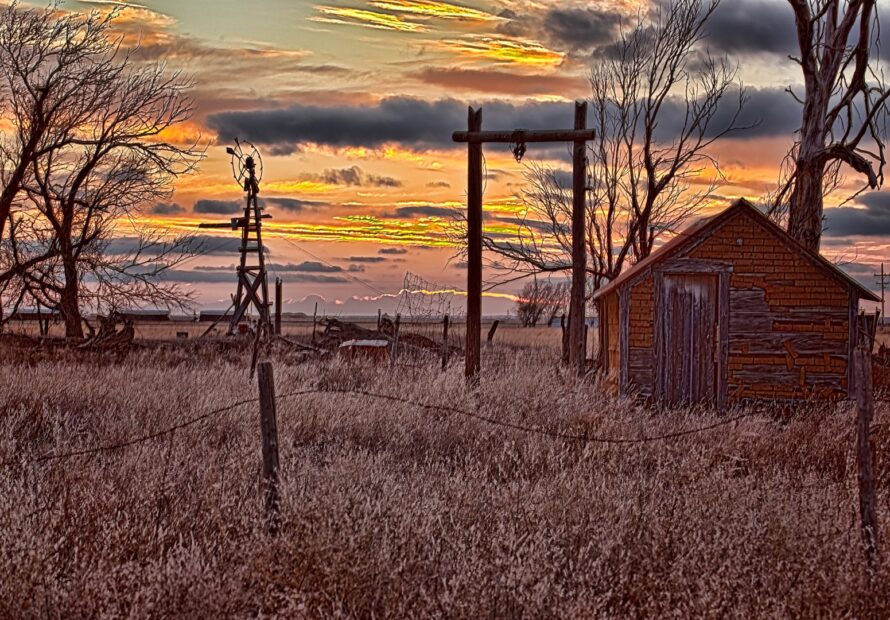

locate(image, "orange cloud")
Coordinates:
441 35 564 66
312 6 427 32
369 0 498 21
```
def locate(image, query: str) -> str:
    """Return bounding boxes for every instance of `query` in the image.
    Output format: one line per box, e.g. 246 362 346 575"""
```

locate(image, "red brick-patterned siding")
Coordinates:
605 293 620 375
688 210 849 400
627 275 655 396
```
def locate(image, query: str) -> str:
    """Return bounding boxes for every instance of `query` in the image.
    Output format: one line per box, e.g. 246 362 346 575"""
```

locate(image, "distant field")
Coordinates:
1 317 574 350
0 325 888 616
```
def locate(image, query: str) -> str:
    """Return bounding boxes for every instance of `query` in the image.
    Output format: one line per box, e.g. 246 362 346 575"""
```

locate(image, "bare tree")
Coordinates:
0 3 203 336
482 0 746 290
771 0 890 251
0 4 124 241
515 280 567 327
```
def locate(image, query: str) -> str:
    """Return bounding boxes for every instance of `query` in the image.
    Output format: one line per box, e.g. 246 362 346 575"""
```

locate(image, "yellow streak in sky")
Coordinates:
442 35 564 66
263 180 336 194
369 0 498 21
312 6 427 32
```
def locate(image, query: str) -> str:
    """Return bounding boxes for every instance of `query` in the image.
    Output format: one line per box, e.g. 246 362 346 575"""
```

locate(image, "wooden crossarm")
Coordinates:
452 129 596 144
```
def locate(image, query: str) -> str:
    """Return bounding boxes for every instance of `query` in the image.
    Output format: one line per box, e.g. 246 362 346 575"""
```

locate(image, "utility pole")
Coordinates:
874 262 888 322
452 102 595 380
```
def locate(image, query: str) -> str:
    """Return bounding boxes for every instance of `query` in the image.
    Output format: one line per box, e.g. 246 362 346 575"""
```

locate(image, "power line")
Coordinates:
277 235 388 297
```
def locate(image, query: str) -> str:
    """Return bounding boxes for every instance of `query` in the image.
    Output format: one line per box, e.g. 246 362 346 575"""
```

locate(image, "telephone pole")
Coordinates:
875 262 888 323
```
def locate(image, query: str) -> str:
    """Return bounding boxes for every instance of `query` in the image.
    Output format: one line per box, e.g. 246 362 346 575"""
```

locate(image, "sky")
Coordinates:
18 0 890 316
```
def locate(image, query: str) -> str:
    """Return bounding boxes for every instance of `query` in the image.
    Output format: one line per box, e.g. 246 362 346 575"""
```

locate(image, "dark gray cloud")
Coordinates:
702 1 888 58
824 191 890 237
207 91 802 156
149 202 185 215
388 205 456 219
194 199 242 215
161 270 347 284
379 247 408 255
426 180 451 188
541 7 620 52
207 98 598 154
348 256 386 263
310 165 402 188
279 261 342 273
260 197 331 212
102 235 251 257
195 261 343 273
348 264 366 272
651 86 802 142
855 190 890 211
703 1 796 55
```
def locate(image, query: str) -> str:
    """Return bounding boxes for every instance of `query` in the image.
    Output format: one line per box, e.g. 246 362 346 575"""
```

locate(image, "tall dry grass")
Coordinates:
0 331 888 617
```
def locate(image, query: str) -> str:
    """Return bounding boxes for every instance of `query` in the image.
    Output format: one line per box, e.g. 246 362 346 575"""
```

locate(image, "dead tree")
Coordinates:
516 280 567 327
0 4 202 337
481 0 746 290
0 5 122 241
772 1 889 251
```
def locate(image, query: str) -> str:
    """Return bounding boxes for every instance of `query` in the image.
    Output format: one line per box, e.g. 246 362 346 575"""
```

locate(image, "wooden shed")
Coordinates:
593 199 879 406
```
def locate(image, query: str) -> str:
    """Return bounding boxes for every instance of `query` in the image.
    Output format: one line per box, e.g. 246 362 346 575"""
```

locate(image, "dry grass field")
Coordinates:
1 325 889 617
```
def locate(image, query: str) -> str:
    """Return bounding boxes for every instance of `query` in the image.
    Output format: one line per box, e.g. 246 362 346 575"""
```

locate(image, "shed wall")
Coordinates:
605 293 620 375
688 210 849 400
627 275 655 396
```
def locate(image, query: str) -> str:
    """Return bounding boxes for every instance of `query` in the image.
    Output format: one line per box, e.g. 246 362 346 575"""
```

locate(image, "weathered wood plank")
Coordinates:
452 128 596 143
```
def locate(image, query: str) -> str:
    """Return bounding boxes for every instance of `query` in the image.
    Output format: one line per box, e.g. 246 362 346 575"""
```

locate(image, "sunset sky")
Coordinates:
22 0 890 315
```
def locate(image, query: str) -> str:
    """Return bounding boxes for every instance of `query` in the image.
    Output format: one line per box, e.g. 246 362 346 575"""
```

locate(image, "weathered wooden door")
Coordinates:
660 273 718 406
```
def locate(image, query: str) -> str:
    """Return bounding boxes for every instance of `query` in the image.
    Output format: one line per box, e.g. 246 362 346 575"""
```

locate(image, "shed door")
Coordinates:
660 273 718 406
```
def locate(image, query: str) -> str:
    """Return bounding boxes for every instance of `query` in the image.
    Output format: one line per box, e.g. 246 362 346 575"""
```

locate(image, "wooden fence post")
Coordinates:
311 301 318 344
465 106 483 380
568 100 588 377
274 278 282 336
256 361 281 535
391 313 401 367
487 320 500 345
853 346 880 567
442 314 450 370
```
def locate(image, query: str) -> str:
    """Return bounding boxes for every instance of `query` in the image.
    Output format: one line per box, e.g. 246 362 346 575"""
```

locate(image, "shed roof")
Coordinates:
593 198 880 302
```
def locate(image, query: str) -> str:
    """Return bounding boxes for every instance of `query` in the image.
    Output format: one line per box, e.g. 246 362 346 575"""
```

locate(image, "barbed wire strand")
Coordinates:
2 387 757 469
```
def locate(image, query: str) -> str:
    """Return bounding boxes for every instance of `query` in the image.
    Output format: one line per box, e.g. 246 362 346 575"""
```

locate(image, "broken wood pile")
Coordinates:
78 314 135 351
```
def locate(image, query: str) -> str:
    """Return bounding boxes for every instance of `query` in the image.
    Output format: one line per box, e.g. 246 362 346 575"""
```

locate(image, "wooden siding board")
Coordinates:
848 291 858 398
619 287 630 397
627 347 654 397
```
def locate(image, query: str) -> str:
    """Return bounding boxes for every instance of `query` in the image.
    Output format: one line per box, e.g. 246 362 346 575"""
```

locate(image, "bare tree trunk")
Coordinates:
60 256 84 339
788 155 826 252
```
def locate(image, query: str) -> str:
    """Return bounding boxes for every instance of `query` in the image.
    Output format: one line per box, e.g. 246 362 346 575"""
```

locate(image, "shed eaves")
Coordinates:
592 199 880 303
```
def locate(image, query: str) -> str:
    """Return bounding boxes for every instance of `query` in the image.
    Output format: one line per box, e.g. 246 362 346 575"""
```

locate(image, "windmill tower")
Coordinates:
199 140 273 337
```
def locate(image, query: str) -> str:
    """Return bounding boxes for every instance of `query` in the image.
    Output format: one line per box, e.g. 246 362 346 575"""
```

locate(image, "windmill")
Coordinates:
198 140 273 337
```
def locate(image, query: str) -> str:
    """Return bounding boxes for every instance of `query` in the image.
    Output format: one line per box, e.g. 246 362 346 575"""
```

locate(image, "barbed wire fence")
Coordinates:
4 352 882 561
2 385 754 472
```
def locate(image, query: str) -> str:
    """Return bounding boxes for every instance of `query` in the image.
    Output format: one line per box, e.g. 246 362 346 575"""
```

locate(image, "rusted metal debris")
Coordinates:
315 317 461 359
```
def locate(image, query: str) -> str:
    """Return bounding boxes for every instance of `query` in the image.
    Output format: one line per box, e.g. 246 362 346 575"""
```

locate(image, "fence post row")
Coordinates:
256 361 281 535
